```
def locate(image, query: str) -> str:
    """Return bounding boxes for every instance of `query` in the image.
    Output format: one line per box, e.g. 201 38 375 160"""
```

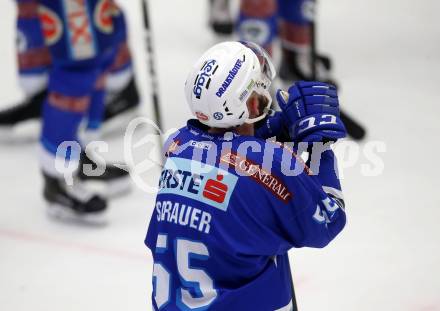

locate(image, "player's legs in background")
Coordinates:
38 0 130 224
0 0 140 137
278 0 312 80
237 0 278 54
209 0 235 36
16 0 50 98
80 48 132 199
278 0 334 84
102 7 140 133
0 0 50 128
39 63 108 223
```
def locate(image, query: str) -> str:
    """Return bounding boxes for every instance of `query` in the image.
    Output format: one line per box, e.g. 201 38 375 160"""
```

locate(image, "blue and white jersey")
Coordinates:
145 120 346 311
38 0 122 65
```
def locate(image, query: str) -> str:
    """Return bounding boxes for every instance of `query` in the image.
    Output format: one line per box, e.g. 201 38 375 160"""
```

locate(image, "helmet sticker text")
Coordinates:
193 59 217 99
216 58 244 98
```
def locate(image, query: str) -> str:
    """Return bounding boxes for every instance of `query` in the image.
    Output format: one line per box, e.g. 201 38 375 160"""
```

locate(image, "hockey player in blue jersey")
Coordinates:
145 41 347 310
238 0 335 84
20 0 135 223
0 0 139 137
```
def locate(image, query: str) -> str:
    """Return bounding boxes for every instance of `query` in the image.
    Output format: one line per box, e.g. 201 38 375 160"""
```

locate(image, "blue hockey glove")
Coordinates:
255 110 287 139
276 81 347 143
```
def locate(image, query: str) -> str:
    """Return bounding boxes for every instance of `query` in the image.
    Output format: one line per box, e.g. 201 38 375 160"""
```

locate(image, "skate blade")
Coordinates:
82 176 132 199
47 204 108 227
0 120 40 144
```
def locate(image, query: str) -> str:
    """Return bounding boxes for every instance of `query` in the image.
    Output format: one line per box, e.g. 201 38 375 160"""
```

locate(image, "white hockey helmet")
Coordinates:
184 41 276 128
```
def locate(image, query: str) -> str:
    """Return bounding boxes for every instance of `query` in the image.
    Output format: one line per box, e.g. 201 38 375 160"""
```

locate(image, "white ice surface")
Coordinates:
1 0 440 310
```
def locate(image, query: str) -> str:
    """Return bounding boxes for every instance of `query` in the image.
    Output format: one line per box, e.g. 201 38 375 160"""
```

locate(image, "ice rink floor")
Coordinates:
1 0 440 310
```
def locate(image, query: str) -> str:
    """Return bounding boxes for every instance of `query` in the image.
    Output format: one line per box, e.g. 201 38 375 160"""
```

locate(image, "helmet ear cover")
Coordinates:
244 91 272 124
244 92 273 125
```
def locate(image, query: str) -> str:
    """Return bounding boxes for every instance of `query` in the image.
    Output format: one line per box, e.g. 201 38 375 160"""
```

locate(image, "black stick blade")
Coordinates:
340 110 367 141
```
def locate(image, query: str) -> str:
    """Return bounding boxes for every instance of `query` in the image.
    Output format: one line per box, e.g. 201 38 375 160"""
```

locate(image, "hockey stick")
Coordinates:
141 0 164 162
289 264 299 311
310 1 367 141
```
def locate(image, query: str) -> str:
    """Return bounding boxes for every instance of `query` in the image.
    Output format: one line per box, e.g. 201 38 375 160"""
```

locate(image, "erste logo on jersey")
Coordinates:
94 0 120 34
193 59 217 99
39 6 63 45
158 158 238 211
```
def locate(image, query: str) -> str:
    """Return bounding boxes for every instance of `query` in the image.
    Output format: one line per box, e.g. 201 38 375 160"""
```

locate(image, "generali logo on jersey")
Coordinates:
220 152 292 203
